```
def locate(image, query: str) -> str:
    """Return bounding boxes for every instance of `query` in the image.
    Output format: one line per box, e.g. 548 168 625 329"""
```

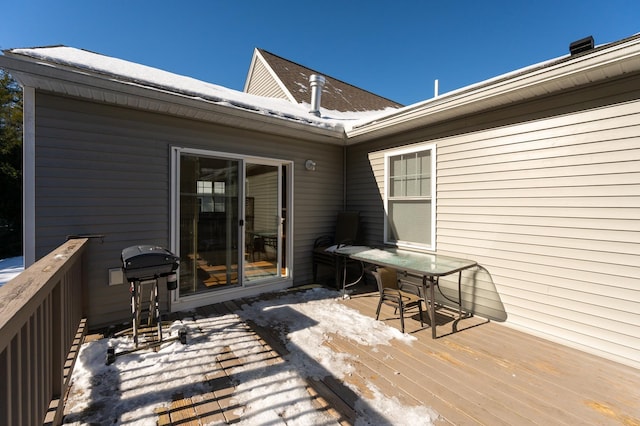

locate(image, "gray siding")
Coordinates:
347 76 640 368
35 93 343 327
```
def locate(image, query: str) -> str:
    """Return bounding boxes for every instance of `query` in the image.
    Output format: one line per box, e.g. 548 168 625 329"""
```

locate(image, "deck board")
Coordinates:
86 284 640 425
231 285 640 425
191 392 227 425
440 320 636 421
341 288 640 425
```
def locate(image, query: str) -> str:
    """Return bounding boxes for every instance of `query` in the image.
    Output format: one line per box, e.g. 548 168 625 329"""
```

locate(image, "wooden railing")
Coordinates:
0 238 89 426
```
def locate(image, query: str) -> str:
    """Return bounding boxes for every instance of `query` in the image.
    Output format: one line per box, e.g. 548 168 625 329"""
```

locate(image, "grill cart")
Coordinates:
106 245 185 364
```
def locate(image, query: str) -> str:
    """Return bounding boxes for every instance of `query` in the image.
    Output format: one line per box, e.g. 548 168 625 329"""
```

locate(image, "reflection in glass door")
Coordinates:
174 149 290 298
179 154 240 296
244 163 284 282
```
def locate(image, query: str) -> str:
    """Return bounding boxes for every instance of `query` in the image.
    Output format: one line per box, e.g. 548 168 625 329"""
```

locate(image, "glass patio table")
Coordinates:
336 246 477 338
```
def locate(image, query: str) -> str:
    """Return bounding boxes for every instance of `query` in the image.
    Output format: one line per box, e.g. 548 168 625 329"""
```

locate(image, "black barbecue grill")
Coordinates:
106 245 184 363
121 245 179 282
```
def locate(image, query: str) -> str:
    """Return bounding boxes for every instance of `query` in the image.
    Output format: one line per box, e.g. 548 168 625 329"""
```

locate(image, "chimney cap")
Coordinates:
309 74 326 85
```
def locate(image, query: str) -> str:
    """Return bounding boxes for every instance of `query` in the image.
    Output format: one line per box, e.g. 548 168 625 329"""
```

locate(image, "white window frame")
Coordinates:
383 143 436 251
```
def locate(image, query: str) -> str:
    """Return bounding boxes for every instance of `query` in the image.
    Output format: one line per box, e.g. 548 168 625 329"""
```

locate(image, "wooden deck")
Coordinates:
113 282 639 425
341 288 640 425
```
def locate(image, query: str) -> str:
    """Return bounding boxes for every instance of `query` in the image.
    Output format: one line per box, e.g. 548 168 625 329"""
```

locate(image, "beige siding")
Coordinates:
435 99 640 367
35 93 343 327
347 80 640 368
247 171 278 232
245 58 290 100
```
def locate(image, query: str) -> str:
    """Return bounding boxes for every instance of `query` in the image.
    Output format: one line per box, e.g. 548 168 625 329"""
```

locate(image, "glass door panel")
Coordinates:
244 163 282 282
179 154 240 296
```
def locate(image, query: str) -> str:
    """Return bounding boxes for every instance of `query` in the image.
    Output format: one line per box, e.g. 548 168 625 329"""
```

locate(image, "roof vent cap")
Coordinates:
569 36 594 55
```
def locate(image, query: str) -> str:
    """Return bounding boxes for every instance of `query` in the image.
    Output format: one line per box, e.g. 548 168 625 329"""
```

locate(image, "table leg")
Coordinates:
334 256 342 291
422 276 437 339
338 254 365 299
431 277 437 339
342 255 348 298
458 271 463 317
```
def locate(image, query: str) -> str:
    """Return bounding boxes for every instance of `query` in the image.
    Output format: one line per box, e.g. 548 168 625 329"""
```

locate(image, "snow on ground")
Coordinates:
62 287 439 425
0 256 23 287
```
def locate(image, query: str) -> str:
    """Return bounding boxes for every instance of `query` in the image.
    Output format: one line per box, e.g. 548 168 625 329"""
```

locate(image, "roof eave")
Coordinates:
345 34 640 145
0 53 347 144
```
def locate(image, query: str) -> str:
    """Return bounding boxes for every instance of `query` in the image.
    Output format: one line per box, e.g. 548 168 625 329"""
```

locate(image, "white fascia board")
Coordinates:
345 35 640 144
242 48 260 93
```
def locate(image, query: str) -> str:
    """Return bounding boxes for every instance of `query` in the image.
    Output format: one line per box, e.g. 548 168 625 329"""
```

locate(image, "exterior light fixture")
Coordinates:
305 159 317 171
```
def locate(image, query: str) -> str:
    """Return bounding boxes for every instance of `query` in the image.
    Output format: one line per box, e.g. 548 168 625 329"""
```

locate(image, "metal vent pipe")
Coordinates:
309 74 326 116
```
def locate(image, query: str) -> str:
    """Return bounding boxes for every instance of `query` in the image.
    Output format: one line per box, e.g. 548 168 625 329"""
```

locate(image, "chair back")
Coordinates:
334 211 359 245
372 267 399 293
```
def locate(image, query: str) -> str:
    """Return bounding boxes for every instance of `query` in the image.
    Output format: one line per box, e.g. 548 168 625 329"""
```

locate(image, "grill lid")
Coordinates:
121 245 179 281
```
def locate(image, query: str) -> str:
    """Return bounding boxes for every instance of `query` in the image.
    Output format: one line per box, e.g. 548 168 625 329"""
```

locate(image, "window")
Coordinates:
384 144 436 250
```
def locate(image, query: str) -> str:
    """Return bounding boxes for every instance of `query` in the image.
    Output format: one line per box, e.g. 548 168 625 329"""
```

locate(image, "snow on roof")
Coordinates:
8 46 397 129
11 35 637 140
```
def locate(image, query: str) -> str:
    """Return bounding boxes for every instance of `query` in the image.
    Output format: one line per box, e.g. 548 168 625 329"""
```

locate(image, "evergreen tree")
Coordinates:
0 70 22 258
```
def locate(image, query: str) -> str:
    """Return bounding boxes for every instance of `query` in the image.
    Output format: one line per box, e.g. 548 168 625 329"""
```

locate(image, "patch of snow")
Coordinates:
0 256 24 286
62 288 438 425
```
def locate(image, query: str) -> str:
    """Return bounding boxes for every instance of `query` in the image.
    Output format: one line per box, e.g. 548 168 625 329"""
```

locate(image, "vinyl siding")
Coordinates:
245 57 290 100
436 99 640 367
347 77 640 368
34 92 343 327
247 170 278 232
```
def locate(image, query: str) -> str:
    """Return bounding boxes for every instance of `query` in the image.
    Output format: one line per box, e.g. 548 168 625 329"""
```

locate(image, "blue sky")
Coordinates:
2 1 639 105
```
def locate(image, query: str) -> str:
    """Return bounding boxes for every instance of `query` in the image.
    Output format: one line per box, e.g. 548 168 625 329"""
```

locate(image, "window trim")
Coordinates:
383 142 436 251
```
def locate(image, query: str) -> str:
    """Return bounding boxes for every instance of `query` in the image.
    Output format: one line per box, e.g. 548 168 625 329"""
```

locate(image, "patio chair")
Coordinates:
250 235 266 262
312 211 360 284
371 267 424 333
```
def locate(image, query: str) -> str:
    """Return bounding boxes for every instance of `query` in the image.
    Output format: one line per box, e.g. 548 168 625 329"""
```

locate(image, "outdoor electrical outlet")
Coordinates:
108 268 124 286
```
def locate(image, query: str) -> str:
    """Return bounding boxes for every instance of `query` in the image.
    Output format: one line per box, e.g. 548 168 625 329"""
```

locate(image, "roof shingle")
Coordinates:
249 49 403 113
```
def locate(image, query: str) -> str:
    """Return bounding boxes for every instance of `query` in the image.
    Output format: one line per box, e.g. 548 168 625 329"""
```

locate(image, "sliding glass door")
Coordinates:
179 154 241 296
174 148 290 298
244 162 283 282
